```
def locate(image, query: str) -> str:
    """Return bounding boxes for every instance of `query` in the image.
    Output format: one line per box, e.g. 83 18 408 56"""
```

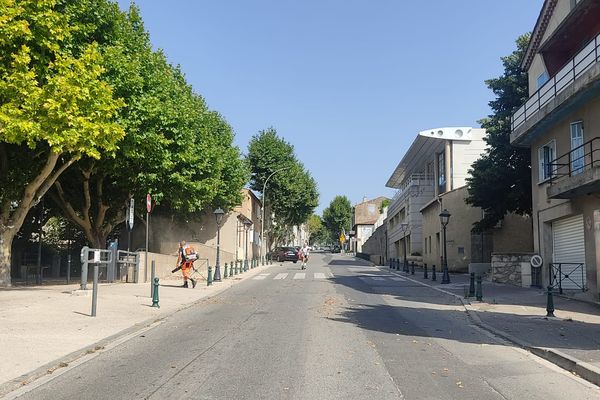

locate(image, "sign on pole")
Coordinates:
128 198 135 230
146 194 152 213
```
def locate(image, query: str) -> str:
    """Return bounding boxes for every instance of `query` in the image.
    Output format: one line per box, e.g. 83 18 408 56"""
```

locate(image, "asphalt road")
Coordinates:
11 254 600 399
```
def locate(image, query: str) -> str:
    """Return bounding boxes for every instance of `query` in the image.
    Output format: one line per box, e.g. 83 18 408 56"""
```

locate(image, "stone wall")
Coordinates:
491 253 536 287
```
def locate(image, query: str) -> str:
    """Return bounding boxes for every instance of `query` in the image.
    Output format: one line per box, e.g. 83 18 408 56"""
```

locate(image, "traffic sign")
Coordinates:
339 233 346 243
128 198 135 230
530 254 543 268
146 194 152 213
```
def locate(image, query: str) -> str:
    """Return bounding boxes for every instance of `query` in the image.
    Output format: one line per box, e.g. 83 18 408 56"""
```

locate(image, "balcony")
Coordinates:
511 32 600 145
391 173 434 203
547 137 600 199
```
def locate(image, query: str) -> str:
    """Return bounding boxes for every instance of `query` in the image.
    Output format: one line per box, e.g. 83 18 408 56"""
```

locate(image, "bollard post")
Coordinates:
207 266 213 286
150 260 156 298
468 272 475 297
476 275 483 301
80 246 89 290
411 261 415 275
91 263 99 317
431 264 436 281
67 254 72 285
424 264 428 279
236 260 239 275
546 286 555 317
151 277 160 308
224 262 228 279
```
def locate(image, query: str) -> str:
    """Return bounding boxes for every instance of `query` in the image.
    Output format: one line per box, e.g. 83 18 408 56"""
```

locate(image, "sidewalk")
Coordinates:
0 263 269 396
383 264 600 386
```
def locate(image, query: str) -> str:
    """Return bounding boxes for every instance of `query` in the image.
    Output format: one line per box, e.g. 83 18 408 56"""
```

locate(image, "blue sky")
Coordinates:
116 0 543 213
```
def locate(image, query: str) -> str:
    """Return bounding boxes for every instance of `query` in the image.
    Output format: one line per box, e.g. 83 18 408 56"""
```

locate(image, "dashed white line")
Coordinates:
274 273 288 280
314 273 326 279
293 273 306 280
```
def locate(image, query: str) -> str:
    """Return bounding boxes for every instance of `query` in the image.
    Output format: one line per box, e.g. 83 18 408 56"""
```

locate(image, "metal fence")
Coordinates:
548 137 600 185
549 262 586 293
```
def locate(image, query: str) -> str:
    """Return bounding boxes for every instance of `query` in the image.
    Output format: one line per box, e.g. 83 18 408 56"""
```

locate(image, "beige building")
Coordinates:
386 127 532 272
352 196 388 253
147 188 262 265
386 127 487 265
510 0 600 299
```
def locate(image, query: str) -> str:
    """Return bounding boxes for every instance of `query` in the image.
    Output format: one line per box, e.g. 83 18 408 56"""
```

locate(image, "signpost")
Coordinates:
127 198 134 252
145 194 152 285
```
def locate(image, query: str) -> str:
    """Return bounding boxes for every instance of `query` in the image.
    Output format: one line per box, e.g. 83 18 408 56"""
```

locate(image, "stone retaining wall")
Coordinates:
491 253 535 287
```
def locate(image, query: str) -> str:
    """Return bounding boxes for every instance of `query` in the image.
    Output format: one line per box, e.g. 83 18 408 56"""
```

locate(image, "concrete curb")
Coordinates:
0 262 273 398
378 264 600 388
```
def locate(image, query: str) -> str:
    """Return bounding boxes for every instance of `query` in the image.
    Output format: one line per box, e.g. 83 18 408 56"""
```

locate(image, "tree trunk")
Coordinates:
0 230 15 287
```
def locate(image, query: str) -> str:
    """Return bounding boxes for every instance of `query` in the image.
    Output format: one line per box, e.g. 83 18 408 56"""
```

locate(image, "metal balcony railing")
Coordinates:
548 137 600 185
391 173 434 202
511 32 600 132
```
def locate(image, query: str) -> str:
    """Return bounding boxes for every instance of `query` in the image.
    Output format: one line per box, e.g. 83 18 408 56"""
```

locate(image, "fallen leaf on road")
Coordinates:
431 371 437 375
456 381 464 388
443 368 449 372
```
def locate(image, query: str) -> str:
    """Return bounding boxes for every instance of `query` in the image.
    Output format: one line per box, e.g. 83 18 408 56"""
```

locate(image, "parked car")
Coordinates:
274 246 299 263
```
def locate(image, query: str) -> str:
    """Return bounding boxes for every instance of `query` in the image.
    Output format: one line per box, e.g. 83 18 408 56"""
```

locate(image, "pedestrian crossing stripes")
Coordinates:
249 273 408 283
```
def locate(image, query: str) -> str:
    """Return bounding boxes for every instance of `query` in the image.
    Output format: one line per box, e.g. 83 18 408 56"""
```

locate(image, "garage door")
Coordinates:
552 215 586 290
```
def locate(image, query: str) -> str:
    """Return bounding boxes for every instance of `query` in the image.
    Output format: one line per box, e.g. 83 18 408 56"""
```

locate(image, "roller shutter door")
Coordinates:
552 215 586 290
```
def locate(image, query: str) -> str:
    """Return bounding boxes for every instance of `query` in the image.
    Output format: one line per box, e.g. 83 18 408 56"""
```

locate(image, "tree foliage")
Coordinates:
322 195 352 242
247 128 318 231
47 1 248 247
466 33 532 232
0 0 124 284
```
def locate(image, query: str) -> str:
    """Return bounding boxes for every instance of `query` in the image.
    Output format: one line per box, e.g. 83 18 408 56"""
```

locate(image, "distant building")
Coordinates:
386 127 532 271
352 196 389 253
510 0 600 298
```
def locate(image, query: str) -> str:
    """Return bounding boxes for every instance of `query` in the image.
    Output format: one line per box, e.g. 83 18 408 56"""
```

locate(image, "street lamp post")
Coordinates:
260 166 291 261
439 209 451 284
213 208 225 282
243 220 252 271
400 222 409 272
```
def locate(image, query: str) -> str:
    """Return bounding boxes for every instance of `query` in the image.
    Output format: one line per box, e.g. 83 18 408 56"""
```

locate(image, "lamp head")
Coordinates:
214 208 225 226
439 209 451 227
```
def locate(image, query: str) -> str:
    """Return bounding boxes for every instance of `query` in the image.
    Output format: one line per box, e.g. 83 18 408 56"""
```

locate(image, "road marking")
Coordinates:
314 272 326 279
390 276 406 282
371 277 385 281
293 273 306 280
253 274 269 280
274 273 288 280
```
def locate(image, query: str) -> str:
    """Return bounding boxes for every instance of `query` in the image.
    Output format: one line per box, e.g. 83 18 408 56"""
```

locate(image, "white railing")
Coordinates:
392 173 434 201
512 32 600 132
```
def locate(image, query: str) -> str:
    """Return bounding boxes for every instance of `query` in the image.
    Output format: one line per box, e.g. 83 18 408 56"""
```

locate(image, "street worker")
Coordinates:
176 240 197 288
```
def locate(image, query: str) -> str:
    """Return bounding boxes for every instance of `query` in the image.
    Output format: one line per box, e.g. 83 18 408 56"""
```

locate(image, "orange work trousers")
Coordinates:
181 261 193 280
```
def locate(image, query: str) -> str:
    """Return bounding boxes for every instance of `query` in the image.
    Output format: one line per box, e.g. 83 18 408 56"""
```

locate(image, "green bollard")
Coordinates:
476 275 483 301
546 286 555 317
224 262 228 279
207 266 213 286
151 277 160 308
468 273 475 297
235 260 239 275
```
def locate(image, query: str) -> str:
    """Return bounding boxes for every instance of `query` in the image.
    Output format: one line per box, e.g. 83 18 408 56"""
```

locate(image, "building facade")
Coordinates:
510 0 600 299
352 196 388 253
385 127 487 266
148 188 262 264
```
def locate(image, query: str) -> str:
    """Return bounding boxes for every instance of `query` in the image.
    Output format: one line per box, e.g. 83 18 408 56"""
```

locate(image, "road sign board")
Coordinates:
146 194 152 213
128 198 135 230
530 254 543 268
339 233 346 243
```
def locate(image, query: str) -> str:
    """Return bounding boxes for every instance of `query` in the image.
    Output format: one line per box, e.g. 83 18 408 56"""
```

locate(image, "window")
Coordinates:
536 71 549 89
437 152 446 193
570 121 584 175
538 140 556 182
458 246 465 255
